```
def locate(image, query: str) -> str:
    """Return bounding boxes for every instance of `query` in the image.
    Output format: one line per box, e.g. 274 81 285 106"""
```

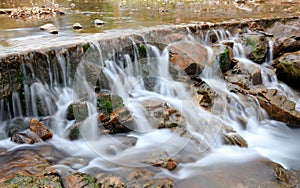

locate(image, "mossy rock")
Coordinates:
97 94 124 115
5 118 29 137
66 102 89 122
244 33 269 64
212 44 233 73
274 51 300 89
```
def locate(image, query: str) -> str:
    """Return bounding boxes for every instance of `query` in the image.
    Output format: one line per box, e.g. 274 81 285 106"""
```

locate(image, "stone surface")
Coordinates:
62 172 100 188
256 88 300 127
5 117 29 137
211 44 233 73
11 132 35 144
273 37 300 58
29 118 53 141
242 33 269 64
0 150 62 188
273 50 300 89
169 41 208 75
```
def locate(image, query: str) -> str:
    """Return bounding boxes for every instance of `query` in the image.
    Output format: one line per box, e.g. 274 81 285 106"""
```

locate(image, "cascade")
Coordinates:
0 24 300 187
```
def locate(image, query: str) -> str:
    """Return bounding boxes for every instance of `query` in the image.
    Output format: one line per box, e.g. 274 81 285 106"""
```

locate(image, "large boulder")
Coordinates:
267 21 300 39
169 41 208 75
242 33 269 64
273 51 300 89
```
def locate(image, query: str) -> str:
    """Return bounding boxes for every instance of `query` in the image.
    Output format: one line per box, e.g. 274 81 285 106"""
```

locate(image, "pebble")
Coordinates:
72 23 82 30
40 23 58 34
94 19 105 25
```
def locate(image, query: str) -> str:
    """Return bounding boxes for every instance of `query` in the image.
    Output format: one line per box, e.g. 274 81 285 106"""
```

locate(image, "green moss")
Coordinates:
83 43 90 52
138 44 147 59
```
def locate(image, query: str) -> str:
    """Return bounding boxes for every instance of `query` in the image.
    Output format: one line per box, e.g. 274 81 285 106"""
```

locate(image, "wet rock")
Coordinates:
193 77 217 108
73 23 83 30
30 118 53 141
5 117 29 137
68 124 81 140
273 37 300 58
40 23 58 34
95 173 126 188
0 150 62 187
11 132 35 144
94 19 105 25
272 163 299 187
256 88 300 127
169 41 208 75
273 51 300 89
97 94 134 134
211 44 233 73
63 172 99 188
150 158 178 171
67 102 89 122
222 129 248 148
128 168 173 188
242 33 269 64
225 62 262 88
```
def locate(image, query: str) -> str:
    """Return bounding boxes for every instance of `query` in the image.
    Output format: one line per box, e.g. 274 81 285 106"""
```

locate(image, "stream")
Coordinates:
0 0 300 188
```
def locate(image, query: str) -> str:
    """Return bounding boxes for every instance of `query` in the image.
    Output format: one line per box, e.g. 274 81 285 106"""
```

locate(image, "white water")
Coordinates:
0 28 300 182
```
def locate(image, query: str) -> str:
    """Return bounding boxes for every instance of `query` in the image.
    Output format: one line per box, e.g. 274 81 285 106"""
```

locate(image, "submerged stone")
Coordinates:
11 132 35 144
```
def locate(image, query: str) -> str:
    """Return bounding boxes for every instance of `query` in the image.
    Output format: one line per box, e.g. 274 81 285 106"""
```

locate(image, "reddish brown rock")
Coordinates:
169 41 208 75
30 118 53 141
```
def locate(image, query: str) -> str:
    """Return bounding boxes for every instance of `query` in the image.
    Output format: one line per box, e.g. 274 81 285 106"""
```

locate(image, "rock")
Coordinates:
97 94 134 134
5 117 29 137
128 168 173 188
242 33 269 64
193 76 216 108
29 118 53 141
95 173 126 188
0 150 62 187
221 40 234 49
267 22 300 39
273 51 300 89
225 61 262 88
67 102 89 122
62 172 100 188
11 133 35 144
222 127 248 148
73 23 83 30
94 19 105 25
211 44 233 73
68 124 81 140
256 88 300 127
272 163 299 187
40 23 58 34
169 41 208 75
150 158 178 171
273 37 300 58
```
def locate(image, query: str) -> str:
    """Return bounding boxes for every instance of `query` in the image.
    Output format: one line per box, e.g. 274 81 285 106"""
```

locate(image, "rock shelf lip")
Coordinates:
0 16 299 58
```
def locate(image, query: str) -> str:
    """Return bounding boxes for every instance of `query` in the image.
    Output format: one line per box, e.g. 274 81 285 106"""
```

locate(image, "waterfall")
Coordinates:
0 26 300 182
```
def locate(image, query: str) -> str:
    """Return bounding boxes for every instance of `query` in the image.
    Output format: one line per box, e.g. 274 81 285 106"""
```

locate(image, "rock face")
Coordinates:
273 51 300 89
242 33 269 64
169 41 208 75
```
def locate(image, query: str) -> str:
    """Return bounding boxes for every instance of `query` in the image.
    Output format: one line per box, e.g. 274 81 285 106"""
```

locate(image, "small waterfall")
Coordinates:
0 25 300 183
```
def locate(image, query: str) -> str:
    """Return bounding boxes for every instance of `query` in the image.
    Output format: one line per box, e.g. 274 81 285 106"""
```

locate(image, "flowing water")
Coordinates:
0 22 300 186
0 0 299 54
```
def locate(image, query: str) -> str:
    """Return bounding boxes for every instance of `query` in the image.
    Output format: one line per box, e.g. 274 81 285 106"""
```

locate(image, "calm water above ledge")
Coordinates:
0 0 299 53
